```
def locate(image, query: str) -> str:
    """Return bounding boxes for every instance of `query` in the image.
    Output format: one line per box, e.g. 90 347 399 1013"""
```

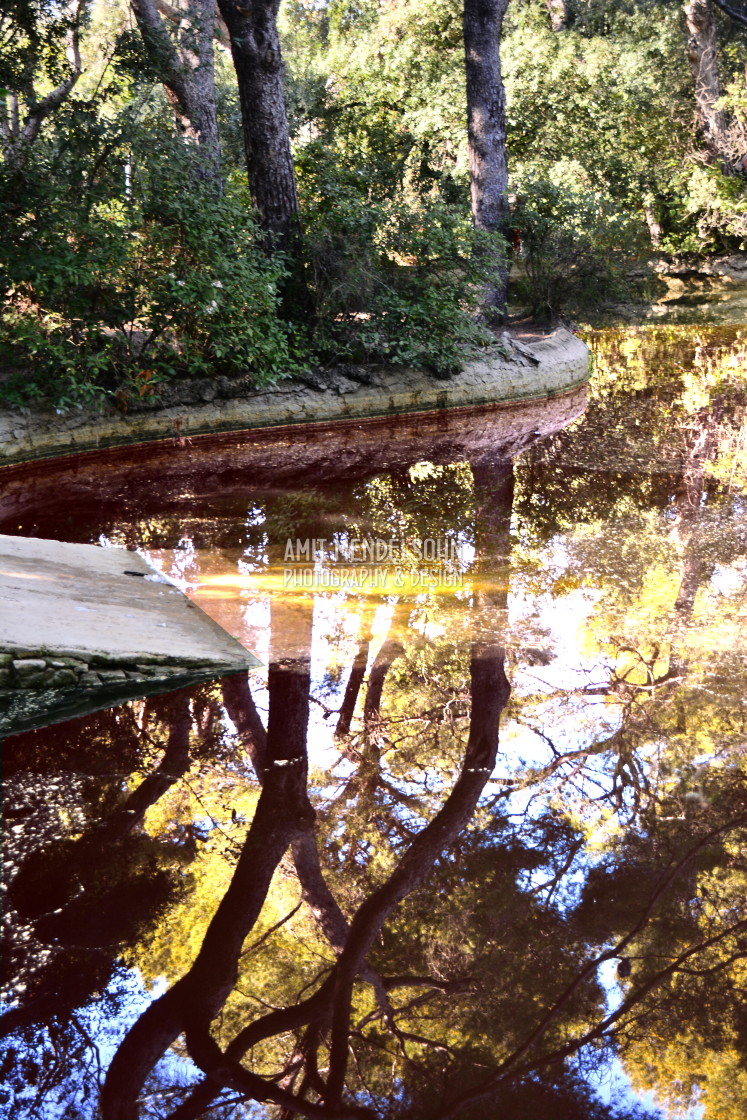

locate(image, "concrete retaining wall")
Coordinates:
0 330 590 467
0 535 258 735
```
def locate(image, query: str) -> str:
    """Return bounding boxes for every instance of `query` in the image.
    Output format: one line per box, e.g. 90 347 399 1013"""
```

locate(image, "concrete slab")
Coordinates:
0 534 259 736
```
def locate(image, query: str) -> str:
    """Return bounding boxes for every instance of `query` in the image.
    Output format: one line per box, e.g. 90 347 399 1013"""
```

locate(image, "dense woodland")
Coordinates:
1 0 746 407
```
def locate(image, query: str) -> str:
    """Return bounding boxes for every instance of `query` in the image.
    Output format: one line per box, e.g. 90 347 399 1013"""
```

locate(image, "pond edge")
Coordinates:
0 328 589 468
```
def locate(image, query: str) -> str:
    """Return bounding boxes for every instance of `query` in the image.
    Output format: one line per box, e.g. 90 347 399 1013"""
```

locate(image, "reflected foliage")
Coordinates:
2 325 746 1120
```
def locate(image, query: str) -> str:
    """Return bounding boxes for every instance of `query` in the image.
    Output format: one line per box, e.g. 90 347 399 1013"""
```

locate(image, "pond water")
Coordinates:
2 325 746 1120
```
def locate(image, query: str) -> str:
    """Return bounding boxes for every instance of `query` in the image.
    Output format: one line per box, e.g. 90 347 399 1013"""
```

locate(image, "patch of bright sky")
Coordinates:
585 963 704 1120
2 970 172 1120
710 558 747 597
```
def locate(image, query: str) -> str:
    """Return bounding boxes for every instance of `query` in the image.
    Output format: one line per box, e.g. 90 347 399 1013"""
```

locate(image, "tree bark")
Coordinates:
684 0 730 160
155 0 232 47
130 0 222 178
463 0 511 317
544 0 568 31
644 194 663 248
216 0 301 248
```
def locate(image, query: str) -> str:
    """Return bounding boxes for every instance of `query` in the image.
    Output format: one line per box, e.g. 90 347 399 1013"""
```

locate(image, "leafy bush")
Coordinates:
0 111 294 410
509 167 645 319
298 145 493 375
665 163 747 252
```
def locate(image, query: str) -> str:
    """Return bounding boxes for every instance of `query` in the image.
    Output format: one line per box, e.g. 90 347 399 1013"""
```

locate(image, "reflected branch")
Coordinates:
434 811 747 1119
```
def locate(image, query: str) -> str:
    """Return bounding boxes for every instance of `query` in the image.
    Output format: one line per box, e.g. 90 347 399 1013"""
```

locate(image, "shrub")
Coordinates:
0 113 294 410
297 145 494 375
509 167 645 319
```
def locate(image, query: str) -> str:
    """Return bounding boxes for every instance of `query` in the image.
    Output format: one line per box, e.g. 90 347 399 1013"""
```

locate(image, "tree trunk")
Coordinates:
684 0 730 160
643 194 663 248
130 0 221 178
463 0 511 317
216 0 300 247
544 0 568 31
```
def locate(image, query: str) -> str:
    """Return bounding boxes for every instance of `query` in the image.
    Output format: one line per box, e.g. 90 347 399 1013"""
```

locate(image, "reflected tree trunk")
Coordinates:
335 604 376 738
101 601 315 1120
363 637 406 731
0 694 193 1040
179 458 515 1115
111 463 517 1119
221 672 268 773
99 690 193 838
470 453 514 628
177 643 511 1116
667 404 720 674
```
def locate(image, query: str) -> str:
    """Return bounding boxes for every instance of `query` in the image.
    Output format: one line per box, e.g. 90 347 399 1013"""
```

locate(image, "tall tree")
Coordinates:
216 0 301 251
684 0 731 160
462 0 510 317
129 0 222 178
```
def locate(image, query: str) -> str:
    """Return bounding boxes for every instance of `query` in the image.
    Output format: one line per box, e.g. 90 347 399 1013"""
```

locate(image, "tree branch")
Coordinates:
712 0 747 30
154 0 231 44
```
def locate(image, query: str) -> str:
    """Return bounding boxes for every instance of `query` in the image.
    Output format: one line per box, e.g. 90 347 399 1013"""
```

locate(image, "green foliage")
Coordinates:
667 162 747 251
0 0 83 96
286 0 747 325
298 146 494 374
3 0 747 406
510 170 645 317
0 106 294 410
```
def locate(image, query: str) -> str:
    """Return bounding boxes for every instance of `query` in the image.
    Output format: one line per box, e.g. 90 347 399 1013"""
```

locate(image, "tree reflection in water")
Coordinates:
1 326 746 1120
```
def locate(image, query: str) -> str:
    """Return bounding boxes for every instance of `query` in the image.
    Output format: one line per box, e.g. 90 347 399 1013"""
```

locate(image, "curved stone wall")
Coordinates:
0 329 589 467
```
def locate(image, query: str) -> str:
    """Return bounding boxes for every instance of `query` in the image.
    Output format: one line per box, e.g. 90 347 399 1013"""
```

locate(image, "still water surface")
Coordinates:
2 325 746 1120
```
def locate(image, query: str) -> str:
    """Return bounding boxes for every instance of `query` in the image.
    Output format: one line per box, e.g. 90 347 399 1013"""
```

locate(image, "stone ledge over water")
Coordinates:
0 535 259 736
0 329 589 467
